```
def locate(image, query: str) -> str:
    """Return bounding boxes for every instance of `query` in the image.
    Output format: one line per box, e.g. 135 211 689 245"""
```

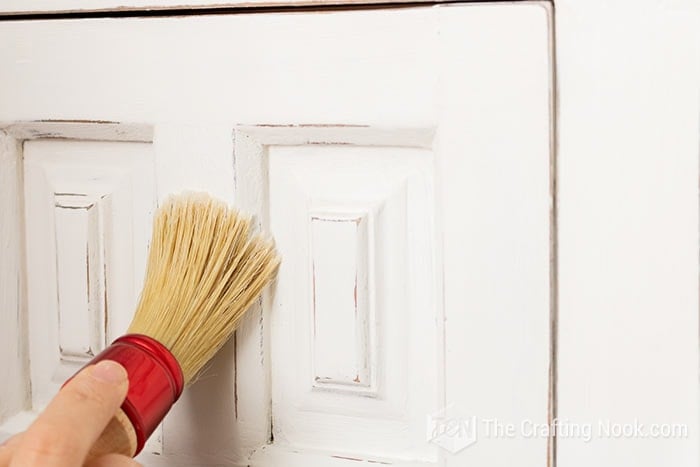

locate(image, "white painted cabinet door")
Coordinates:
0 3 553 466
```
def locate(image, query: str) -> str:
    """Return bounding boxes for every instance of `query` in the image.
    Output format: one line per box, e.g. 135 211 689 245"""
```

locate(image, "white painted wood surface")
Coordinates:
309 210 372 390
556 1 700 466
264 133 436 462
0 130 28 423
0 4 552 466
53 193 106 361
23 139 155 407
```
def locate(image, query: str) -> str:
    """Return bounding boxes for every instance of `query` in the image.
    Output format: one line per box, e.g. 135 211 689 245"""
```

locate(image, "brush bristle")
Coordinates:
127 192 280 383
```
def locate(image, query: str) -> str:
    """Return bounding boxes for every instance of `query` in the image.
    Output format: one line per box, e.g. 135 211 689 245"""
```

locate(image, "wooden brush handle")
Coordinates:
87 408 138 460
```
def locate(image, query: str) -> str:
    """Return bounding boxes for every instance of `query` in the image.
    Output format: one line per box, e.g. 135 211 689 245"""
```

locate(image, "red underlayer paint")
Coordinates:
87 334 184 455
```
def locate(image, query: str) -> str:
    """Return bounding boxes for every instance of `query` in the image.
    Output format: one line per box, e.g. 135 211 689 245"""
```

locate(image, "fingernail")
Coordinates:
91 360 127 384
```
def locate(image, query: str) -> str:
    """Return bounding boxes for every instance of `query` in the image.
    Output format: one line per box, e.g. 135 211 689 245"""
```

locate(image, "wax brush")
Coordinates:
74 192 280 459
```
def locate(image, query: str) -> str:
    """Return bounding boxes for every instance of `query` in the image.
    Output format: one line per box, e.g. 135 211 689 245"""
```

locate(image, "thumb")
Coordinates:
11 361 128 467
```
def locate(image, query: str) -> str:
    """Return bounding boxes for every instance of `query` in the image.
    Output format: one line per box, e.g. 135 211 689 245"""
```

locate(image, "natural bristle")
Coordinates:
127 193 280 383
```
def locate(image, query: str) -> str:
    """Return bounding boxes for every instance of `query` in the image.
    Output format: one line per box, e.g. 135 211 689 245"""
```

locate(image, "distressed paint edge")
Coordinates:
0 121 153 143
236 125 435 149
0 0 508 18
543 1 558 466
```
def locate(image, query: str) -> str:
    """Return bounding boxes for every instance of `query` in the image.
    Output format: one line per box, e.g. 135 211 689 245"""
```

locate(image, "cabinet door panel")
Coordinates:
23 139 155 405
0 4 552 466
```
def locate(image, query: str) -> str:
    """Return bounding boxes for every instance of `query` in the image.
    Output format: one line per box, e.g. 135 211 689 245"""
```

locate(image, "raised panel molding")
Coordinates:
234 125 440 464
24 137 155 406
10 122 161 453
0 131 27 423
0 120 153 143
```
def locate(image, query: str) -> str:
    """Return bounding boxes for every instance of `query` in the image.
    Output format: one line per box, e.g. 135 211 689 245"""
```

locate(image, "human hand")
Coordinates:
0 360 141 467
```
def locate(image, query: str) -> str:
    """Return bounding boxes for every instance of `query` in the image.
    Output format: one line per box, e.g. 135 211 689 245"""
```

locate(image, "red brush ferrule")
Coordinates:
87 334 184 455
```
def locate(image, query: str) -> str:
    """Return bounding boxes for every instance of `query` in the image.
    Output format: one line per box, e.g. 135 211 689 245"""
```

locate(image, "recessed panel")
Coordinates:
261 134 438 462
310 211 372 391
23 140 155 407
54 194 107 362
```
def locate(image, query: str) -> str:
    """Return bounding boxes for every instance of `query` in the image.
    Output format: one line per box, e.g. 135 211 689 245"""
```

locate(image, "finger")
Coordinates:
85 454 142 467
10 360 128 467
0 434 23 466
